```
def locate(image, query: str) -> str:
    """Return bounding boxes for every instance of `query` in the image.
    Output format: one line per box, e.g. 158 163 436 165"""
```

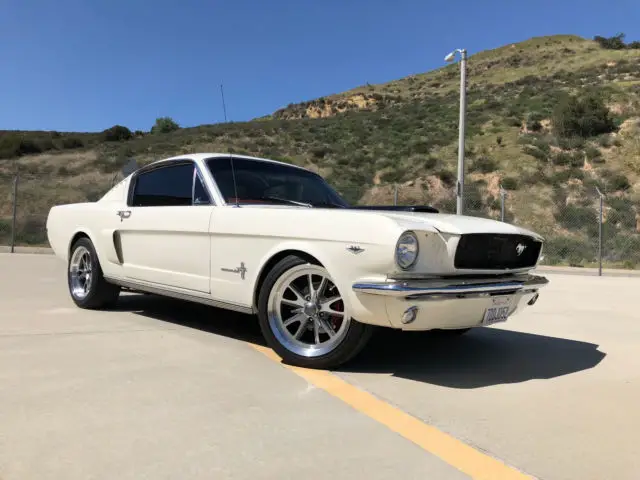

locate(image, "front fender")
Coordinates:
250 239 395 328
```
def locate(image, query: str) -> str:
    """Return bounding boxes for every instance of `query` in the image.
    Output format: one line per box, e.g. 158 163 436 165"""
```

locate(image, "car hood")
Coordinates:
363 210 544 240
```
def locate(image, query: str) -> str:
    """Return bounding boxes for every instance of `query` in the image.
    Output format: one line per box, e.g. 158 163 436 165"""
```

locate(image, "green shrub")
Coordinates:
553 151 573 166
523 144 548 161
585 145 602 160
606 198 636 229
472 155 498 173
552 92 616 138
423 156 438 170
544 235 595 266
606 172 631 192
526 112 545 132
102 125 132 142
61 137 84 149
436 169 456 187
151 117 180 134
501 176 519 190
555 204 596 231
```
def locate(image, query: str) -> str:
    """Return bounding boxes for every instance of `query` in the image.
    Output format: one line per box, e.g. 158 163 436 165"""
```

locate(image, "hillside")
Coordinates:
1 33 640 267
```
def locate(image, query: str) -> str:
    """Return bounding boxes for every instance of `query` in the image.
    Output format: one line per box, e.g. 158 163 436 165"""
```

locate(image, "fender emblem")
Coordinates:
221 262 247 280
347 245 364 254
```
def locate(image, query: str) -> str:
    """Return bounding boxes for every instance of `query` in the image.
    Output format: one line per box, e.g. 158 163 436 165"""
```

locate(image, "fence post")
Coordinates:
393 184 398 206
596 187 604 276
10 174 19 253
499 185 506 222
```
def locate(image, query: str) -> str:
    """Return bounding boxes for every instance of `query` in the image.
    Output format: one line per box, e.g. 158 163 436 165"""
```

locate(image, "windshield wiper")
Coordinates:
259 195 312 208
311 201 348 209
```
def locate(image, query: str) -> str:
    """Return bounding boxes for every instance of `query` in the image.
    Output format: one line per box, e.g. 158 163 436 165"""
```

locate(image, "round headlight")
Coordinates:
395 231 419 269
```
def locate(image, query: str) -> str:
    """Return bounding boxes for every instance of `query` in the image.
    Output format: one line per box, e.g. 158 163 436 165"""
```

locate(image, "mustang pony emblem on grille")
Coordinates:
515 243 527 256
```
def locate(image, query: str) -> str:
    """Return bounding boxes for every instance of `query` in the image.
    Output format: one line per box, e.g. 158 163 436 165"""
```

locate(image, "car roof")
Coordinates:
147 152 312 172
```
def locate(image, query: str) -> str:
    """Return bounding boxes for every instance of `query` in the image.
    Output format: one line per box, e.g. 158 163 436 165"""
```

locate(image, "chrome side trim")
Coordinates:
352 274 548 298
104 276 254 314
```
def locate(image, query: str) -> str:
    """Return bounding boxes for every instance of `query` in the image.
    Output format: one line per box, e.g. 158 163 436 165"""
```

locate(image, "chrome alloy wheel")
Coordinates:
267 264 351 358
69 245 93 300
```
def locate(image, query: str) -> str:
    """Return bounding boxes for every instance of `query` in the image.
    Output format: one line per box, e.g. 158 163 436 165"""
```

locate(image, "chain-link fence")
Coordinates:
0 171 117 250
2 173 639 271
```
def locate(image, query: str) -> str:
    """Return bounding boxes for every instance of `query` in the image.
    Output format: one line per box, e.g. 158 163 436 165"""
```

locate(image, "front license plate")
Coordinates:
481 295 513 326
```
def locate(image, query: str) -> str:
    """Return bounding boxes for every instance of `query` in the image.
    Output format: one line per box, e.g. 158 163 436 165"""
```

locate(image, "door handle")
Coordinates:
117 210 131 221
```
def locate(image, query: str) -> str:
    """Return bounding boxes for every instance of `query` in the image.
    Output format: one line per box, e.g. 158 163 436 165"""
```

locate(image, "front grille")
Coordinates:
454 233 542 270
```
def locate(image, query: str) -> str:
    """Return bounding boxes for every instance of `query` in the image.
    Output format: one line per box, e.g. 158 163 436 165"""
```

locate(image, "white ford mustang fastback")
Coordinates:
46 153 548 369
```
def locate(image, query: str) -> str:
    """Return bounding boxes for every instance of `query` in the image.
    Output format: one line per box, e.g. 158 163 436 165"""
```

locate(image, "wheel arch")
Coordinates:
68 230 93 258
252 249 324 311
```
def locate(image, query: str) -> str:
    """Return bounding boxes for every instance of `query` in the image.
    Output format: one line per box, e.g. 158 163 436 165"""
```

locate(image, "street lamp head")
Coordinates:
445 48 467 63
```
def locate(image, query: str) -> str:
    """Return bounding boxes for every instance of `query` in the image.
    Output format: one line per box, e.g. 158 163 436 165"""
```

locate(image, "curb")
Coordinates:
534 265 640 278
0 246 54 254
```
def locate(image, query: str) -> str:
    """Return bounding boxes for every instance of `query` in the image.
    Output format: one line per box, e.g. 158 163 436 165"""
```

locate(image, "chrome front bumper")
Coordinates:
352 274 549 299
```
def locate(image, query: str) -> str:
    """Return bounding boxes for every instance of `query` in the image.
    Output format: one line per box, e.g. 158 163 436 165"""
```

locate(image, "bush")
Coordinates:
523 144 548 161
556 204 596 231
544 235 595 266
423 156 438 170
606 198 636 229
472 155 498 173
585 145 602 160
557 136 586 150
436 169 456 187
501 176 519 190
526 112 545 132
594 33 627 50
552 92 616 138
553 151 573 166
0 135 47 158
593 33 640 50
151 117 180 134
605 172 631 192
102 125 132 142
61 137 84 149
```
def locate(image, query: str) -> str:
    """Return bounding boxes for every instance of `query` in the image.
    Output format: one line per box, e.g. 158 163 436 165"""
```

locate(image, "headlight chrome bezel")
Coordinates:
395 230 419 270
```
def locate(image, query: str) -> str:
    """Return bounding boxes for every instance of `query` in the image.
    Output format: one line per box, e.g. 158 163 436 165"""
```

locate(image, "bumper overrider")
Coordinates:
352 274 549 330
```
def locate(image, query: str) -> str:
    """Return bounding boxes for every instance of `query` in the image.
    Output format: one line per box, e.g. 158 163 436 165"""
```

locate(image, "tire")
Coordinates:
257 255 373 369
67 236 121 309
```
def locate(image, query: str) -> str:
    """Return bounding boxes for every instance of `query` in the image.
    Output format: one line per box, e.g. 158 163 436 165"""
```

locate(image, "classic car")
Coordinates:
46 152 549 369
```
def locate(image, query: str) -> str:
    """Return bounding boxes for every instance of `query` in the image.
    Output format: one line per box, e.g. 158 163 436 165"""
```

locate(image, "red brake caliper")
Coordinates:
331 300 344 330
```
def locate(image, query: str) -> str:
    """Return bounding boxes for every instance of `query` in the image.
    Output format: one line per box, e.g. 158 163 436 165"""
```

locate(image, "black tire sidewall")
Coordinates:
257 255 372 369
67 237 117 309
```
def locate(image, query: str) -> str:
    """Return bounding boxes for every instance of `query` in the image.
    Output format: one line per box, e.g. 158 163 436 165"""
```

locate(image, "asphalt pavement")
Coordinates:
1 253 638 480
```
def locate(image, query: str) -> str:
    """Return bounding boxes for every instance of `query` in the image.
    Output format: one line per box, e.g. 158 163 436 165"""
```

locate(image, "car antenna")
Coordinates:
220 83 239 207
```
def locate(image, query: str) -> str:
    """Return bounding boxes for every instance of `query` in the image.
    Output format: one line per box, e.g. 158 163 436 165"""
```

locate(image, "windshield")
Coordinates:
205 156 350 208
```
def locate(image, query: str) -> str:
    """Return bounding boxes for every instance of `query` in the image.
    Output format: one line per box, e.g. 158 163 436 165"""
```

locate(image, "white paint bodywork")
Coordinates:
46 153 548 330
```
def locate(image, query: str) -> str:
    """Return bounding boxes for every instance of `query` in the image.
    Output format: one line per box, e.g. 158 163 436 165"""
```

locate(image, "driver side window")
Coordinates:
130 162 212 207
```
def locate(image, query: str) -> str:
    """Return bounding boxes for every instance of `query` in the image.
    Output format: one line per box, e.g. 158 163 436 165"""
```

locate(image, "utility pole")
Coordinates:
11 174 18 253
444 48 467 215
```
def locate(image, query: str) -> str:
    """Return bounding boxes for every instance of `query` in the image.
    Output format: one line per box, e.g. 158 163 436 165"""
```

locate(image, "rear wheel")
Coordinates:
257 255 373 369
68 237 120 309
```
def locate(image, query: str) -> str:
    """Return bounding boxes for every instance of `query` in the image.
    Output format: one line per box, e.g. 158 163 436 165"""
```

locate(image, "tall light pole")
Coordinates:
444 48 467 215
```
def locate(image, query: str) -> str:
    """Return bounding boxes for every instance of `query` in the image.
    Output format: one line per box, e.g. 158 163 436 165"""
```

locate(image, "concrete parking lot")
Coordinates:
1 253 638 480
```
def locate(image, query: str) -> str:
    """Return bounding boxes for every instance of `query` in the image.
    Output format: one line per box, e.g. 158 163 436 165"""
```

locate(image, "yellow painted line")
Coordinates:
251 344 535 480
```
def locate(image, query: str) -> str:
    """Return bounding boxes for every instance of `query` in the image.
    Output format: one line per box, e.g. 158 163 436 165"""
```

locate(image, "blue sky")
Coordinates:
1 0 638 132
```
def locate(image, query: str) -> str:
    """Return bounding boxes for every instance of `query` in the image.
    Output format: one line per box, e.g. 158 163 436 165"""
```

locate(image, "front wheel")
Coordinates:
257 255 373 369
